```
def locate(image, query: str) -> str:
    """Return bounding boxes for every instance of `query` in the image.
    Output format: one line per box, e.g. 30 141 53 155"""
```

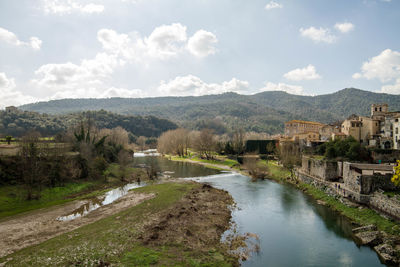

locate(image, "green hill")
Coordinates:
0 110 177 137
19 88 400 135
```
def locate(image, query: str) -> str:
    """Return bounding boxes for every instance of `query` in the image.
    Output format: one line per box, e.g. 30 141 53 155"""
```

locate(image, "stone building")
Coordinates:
393 116 400 149
5 106 18 114
341 115 381 145
284 120 325 138
319 124 341 141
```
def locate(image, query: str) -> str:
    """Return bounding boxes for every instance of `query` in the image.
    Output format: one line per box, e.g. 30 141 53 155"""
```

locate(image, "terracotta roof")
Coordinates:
285 120 325 126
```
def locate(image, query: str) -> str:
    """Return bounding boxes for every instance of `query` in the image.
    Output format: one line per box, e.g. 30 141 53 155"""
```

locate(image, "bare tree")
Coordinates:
243 156 269 181
20 131 44 200
277 141 301 178
194 128 216 160
232 128 245 156
117 149 132 181
136 136 147 151
157 128 190 157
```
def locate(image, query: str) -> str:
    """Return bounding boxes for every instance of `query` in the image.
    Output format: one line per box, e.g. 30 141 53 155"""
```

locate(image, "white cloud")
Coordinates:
158 75 250 96
260 82 305 95
98 23 217 61
187 30 218 57
146 23 188 59
353 49 400 82
381 79 400 94
0 73 37 108
42 0 104 15
31 52 121 92
265 1 283 10
32 23 218 101
334 22 354 33
49 86 143 99
352 72 362 79
283 65 321 81
353 49 400 94
0 27 42 50
300 26 336 43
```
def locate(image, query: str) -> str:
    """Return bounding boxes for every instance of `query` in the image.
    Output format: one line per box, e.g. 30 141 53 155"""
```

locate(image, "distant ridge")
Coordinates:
20 88 400 134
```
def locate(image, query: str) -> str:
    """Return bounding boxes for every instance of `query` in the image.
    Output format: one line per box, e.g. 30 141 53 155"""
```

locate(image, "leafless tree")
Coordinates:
232 128 246 156
157 128 190 157
277 141 301 178
20 131 44 200
136 136 147 151
117 149 132 181
194 128 216 160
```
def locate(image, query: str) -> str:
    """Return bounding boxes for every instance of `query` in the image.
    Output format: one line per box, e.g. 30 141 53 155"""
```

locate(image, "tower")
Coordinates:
371 103 388 118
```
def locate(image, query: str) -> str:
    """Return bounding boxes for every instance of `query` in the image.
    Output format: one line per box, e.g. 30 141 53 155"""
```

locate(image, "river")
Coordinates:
134 156 385 267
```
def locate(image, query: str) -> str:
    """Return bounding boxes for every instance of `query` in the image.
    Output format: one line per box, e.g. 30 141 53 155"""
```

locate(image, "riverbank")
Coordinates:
0 182 237 266
173 155 400 265
0 164 147 220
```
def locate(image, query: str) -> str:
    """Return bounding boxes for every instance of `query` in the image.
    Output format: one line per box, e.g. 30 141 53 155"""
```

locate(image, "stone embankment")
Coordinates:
353 225 400 265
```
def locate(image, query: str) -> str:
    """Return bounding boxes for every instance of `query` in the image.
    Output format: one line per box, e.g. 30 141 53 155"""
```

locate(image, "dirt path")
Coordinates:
0 191 154 258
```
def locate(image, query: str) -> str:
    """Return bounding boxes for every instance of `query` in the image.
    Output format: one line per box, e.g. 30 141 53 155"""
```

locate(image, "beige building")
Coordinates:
319 124 341 141
284 120 325 137
341 115 380 145
394 116 400 149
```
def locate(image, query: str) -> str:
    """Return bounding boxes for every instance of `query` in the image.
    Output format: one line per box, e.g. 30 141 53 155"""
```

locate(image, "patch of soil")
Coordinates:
140 183 234 252
0 191 154 258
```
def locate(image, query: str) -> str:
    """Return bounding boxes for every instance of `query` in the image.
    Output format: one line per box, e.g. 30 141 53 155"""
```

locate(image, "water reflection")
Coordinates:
56 182 144 221
133 156 220 178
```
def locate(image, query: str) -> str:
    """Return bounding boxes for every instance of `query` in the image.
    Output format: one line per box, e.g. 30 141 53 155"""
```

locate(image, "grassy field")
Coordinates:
0 162 149 220
1 182 235 266
0 180 117 220
190 155 239 168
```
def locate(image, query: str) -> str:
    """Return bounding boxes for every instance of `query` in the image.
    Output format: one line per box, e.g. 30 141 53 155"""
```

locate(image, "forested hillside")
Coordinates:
19 88 400 134
0 110 177 137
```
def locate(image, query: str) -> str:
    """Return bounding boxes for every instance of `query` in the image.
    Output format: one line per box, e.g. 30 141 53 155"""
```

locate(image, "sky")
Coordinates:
0 0 399 108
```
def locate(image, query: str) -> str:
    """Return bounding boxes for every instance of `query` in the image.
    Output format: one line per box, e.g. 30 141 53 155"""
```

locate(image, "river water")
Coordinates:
134 156 385 267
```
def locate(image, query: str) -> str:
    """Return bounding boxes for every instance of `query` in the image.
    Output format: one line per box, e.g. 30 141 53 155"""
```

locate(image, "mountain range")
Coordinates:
20 88 400 135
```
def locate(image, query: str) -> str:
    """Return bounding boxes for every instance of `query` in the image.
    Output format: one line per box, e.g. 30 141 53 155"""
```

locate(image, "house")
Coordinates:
5 106 18 114
319 124 341 141
284 120 325 137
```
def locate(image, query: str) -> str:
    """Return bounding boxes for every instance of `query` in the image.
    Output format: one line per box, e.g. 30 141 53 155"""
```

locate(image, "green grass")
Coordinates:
1 182 234 266
263 160 291 180
191 156 239 168
0 181 103 220
298 183 400 235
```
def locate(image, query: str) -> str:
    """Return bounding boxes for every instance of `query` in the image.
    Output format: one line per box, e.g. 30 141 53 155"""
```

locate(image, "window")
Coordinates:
375 107 378 111
380 107 382 112
396 128 399 134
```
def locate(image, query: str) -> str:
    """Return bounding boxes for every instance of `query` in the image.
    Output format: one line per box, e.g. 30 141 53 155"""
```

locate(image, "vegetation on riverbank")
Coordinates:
0 162 149 220
259 161 400 236
1 182 237 266
186 156 400 236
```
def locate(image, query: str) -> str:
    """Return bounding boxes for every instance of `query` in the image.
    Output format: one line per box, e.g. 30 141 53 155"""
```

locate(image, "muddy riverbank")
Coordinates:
0 191 154 258
1 181 237 266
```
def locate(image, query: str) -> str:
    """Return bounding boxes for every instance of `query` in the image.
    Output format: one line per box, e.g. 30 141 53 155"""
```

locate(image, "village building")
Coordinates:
5 106 18 114
341 115 380 145
284 120 325 138
319 124 340 141
393 116 400 149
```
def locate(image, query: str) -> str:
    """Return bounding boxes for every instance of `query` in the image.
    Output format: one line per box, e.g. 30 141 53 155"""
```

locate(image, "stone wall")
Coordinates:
371 150 400 164
301 156 338 181
360 174 397 194
343 162 361 193
370 193 400 220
